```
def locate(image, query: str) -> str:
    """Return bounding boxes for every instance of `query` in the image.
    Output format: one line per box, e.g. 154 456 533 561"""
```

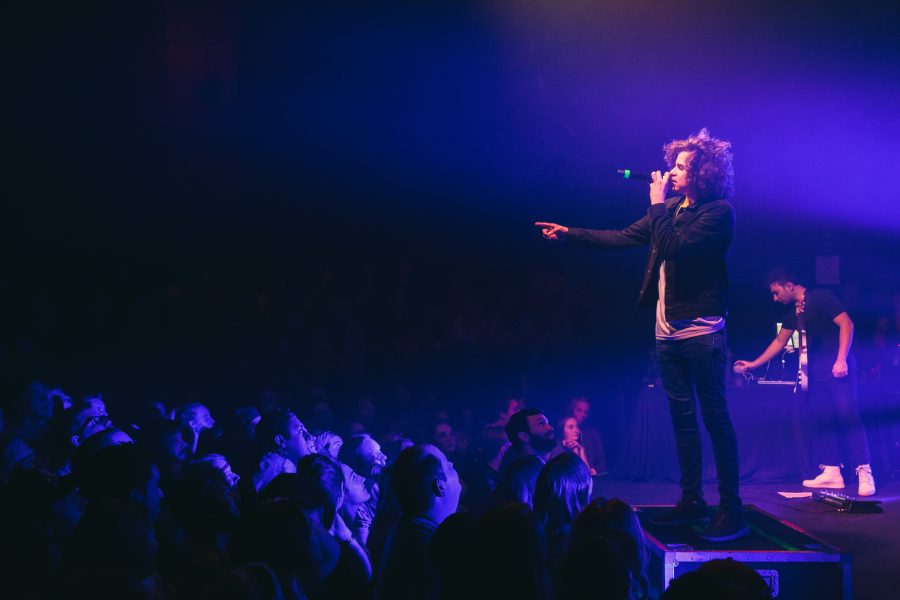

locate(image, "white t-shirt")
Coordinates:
655 261 724 341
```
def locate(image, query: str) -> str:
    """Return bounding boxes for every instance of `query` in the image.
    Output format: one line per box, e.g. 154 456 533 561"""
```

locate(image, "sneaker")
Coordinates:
856 464 876 497
802 465 845 489
698 510 749 543
649 499 710 526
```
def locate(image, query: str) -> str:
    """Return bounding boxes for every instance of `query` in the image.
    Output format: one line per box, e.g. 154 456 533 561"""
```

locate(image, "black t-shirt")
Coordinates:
780 288 853 380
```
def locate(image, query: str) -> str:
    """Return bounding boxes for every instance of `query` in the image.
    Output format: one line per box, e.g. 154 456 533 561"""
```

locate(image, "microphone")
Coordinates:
618 169 669 183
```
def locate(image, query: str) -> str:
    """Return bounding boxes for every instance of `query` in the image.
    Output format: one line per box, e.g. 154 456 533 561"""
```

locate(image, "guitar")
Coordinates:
794 294 809 393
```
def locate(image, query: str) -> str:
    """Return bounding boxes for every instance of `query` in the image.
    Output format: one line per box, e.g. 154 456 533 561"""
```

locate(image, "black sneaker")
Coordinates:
649 500 711 526
698 510 749 542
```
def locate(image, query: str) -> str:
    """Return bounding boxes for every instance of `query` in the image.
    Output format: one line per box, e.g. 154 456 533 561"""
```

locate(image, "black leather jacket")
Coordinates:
566 196 735 321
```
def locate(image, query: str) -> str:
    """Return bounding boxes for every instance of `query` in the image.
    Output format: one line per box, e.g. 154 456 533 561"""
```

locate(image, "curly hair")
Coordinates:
663 128 734 201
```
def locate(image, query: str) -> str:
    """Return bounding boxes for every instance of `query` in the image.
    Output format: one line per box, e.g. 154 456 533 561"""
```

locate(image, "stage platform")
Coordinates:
637 505 850 598
593 479 900 600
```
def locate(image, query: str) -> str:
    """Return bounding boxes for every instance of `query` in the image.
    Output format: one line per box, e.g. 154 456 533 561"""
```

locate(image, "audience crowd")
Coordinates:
0 379 784 599
1 259 897 598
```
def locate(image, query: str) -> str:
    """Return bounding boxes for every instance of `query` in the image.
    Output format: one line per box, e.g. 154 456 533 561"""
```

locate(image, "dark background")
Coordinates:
6 1 899 445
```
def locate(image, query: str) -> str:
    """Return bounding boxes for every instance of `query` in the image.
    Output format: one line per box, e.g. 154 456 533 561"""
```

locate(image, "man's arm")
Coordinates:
733 327 794 373
832 311 854 378
534 215 651 248
566 214 652 248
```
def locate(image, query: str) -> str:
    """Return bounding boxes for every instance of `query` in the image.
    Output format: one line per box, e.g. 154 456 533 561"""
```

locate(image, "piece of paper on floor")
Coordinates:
778 491 813 498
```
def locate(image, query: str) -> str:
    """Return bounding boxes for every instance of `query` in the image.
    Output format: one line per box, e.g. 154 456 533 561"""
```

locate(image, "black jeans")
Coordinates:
657 329 742 514
809 371 871 468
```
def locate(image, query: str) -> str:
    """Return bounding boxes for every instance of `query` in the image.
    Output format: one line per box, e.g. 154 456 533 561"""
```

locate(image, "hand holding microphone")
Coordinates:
619 168 672 205
649 170 671 206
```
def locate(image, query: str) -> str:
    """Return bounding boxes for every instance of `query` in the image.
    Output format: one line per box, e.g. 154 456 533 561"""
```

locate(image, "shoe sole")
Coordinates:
802 483 845 488
698 525 750 543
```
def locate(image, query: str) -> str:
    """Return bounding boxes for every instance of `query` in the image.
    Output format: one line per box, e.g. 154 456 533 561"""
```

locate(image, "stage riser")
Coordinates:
638 505 852 599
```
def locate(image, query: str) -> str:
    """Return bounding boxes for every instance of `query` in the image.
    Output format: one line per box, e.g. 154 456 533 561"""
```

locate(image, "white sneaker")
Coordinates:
802 465 845 489
856 464 876 497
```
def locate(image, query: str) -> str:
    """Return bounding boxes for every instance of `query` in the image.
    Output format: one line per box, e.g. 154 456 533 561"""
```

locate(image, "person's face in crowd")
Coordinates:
85 396 107 416
668 151 695 196
434 423 456 455
571 400 590 425
358 436 387 477
323 434 343 459
563 417 581 443
425 445 462 514
283 415 313 462
163 430 190 461
181 404 215 431
770 282 798 305
526 413 556 453
72 410 113 446
340 463 371 506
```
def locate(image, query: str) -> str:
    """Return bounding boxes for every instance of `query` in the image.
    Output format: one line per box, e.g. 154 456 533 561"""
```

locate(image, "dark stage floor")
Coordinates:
594 479 900 600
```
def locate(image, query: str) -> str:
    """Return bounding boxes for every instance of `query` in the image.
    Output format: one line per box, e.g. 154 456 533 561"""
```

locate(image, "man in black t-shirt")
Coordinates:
734 267 875 496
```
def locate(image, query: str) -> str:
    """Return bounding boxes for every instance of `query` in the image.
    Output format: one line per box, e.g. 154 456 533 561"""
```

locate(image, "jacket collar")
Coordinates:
666 195 721 212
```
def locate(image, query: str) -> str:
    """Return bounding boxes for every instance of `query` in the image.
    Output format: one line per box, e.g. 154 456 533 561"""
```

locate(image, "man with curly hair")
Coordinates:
535 129 746 542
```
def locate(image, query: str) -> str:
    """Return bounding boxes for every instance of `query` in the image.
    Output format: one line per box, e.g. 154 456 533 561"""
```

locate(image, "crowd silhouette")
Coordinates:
0 377 787 599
